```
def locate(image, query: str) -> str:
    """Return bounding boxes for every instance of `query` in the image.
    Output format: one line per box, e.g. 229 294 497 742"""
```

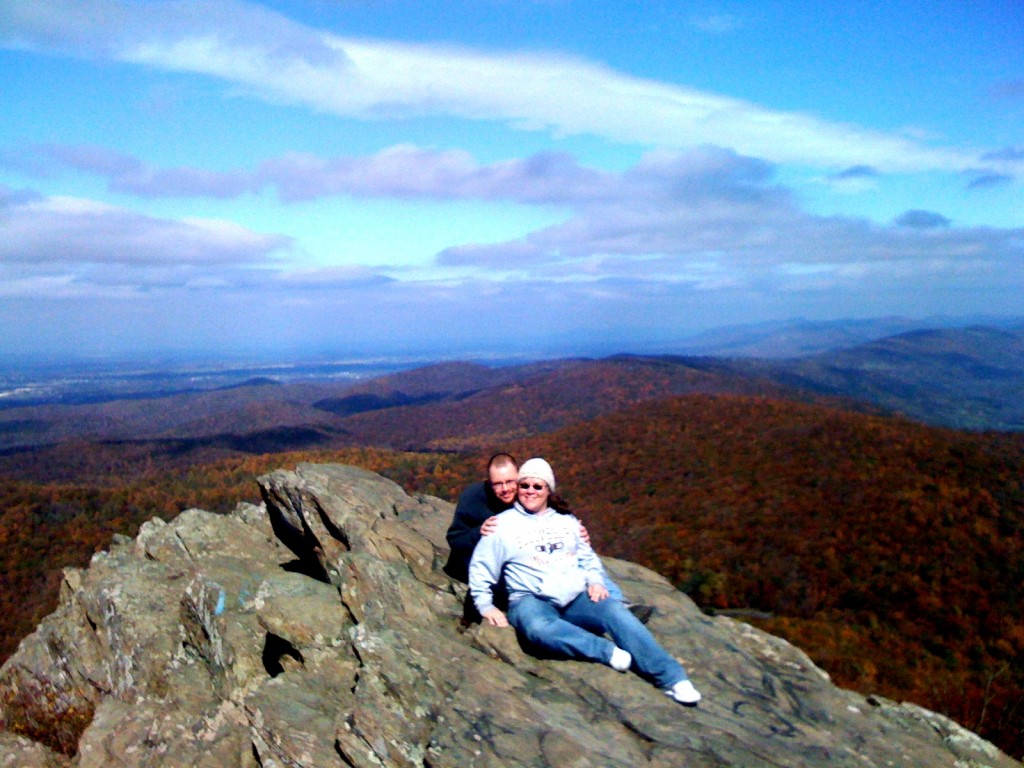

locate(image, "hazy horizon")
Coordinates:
2 312 1022 376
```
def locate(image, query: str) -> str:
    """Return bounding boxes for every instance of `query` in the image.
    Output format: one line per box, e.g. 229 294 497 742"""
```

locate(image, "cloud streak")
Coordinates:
1 0 1016 176
13 142 774 207
0 191 290 266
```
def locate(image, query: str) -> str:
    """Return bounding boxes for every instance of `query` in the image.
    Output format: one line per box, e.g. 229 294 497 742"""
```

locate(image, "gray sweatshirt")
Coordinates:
468 502 606 615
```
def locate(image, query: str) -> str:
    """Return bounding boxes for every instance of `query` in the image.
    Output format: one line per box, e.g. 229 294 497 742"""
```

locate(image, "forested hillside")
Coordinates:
0 391 1021 755
746 326 1024 430
0 355 802 453
503 395 1024 756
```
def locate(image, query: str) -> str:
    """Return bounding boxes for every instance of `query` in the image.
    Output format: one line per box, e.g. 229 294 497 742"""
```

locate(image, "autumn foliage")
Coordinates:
501 395 1024 756
0 393 1022 756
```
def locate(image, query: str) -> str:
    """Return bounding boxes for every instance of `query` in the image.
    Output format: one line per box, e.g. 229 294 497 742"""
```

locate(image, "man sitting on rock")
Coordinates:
444 452 654 623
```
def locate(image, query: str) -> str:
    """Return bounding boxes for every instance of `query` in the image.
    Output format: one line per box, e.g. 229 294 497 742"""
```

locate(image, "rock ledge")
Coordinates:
0 463 1017 767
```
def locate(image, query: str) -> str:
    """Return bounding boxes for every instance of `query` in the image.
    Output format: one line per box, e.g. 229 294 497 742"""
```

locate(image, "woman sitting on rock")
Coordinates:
467 457 701 705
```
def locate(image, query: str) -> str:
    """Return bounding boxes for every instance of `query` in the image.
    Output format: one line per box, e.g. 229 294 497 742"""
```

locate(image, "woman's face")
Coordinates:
518 477 550 513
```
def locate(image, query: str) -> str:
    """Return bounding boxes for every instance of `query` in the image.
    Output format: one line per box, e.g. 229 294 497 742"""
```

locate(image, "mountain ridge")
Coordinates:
748 326 1024 430
1 325 1020 458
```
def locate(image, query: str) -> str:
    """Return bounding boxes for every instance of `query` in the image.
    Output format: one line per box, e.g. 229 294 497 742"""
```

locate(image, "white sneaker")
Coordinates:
609 647 632 672
665 679 701 705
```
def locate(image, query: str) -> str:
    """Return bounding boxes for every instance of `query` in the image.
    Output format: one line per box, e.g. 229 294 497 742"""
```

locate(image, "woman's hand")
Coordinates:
588 583 609 602
482 608 508 627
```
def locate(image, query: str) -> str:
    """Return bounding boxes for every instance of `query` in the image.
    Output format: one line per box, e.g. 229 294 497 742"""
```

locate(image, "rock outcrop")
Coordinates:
0 463 1017 767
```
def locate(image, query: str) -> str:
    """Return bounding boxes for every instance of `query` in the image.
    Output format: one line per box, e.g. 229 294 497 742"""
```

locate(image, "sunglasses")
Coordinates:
519 482 546 491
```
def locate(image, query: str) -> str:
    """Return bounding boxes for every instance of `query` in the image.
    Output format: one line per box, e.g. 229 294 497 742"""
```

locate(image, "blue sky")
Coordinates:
1 0 1021 361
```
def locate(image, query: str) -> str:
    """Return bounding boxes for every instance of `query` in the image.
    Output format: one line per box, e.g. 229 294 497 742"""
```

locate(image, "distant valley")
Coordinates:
1 322 1022 461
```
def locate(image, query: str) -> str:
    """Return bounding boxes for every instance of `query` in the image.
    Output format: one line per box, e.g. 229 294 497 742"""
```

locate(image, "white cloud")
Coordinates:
1 0 1013 176
0 192 290 267
270 265 396 290
6 145 1021 306
11 142 619 204
424 147 1024 286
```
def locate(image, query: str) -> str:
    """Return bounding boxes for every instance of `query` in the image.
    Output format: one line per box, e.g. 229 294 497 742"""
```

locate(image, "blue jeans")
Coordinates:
507 592 687 690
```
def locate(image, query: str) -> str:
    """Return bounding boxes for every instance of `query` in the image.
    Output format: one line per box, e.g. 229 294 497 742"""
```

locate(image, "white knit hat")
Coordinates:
518 457 556 491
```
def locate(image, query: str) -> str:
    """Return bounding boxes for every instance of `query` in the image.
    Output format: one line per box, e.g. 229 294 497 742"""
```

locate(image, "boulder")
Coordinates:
0 463 1016 767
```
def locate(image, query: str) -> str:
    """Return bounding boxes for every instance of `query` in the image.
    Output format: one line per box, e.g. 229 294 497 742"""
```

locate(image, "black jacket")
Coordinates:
443 481 511 582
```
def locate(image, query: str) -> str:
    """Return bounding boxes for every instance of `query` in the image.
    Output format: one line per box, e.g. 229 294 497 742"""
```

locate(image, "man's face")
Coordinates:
488 464 518 505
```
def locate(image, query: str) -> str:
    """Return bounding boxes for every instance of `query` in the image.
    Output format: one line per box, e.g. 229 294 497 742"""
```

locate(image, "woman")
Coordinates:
468 457 701 705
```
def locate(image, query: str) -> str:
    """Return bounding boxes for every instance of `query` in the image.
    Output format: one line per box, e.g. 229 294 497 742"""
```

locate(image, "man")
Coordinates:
444 452 519 583
444 453 654 623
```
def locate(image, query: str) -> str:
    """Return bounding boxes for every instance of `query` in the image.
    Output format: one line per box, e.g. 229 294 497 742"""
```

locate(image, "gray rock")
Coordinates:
0 463 1018 767
0 732 68 768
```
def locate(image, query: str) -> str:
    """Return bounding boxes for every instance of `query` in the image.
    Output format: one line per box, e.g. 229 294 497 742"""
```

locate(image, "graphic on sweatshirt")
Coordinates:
514 526 576 565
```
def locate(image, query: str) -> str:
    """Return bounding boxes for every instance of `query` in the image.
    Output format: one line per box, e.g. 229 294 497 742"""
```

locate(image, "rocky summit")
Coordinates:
0 463 1017 768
